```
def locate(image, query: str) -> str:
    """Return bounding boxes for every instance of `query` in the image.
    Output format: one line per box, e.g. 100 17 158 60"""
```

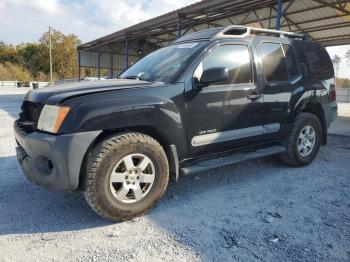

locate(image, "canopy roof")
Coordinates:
78 0 350 52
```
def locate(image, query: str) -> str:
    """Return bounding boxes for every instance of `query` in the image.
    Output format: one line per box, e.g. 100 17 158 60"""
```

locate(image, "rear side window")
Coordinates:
292 40 334 79
194 44 252 85
282 44 299 79
259 42 288 82
304 48 333 78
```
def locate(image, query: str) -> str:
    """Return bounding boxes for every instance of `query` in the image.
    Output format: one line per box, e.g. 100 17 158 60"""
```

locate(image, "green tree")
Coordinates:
39 29 81 80
332 54 341 77
0 43 21 64
18 43 48 79
345 49 350 65
0 28 82 81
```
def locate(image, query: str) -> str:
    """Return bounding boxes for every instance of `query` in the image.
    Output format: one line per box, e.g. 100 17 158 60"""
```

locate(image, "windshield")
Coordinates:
120 42 206 83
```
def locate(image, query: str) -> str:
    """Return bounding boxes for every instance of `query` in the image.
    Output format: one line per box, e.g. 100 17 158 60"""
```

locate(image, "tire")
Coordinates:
279 112 322 167
83 132 169 222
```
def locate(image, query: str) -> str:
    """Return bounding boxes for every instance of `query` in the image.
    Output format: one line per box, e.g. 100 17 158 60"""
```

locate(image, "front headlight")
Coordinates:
37 105 70 133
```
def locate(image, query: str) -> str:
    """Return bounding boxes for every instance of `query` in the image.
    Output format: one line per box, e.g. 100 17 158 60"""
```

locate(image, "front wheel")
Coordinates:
83 132 169 222
279 112 322 167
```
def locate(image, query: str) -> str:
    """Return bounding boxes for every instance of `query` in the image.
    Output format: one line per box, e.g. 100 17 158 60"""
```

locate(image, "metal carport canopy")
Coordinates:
77 0 350 78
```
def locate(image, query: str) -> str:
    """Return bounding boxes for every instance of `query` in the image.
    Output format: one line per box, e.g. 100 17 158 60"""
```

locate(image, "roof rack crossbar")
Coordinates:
217 26 305 39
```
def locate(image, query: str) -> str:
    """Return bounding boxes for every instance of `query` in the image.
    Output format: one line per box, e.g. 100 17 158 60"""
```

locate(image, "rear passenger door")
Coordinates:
257 40 302 140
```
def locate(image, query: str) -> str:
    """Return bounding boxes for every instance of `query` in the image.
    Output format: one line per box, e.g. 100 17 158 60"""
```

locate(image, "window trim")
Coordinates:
281 43 302 81
192 42 255 88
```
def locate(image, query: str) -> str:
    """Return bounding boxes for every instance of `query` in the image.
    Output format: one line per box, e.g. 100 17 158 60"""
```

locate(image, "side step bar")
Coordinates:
180 146 286 175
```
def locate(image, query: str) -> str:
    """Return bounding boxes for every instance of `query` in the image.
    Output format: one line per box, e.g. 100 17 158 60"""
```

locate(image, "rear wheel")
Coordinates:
279 112 322 167
83 132 169 222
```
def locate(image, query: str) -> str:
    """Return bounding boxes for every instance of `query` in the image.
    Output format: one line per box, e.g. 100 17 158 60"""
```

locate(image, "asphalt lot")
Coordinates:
0 87 349 262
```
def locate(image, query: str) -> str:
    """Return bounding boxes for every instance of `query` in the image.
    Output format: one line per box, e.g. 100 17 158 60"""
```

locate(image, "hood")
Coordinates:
24 79 161 104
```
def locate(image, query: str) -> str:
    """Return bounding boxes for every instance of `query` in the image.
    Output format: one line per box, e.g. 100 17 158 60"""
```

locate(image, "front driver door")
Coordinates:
184 41 268 157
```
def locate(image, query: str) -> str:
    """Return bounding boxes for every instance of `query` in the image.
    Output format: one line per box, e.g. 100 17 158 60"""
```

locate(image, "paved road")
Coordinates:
0 88 349 261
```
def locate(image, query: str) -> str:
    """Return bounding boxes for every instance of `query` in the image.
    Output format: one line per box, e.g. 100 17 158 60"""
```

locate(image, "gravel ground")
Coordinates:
0 88 349 262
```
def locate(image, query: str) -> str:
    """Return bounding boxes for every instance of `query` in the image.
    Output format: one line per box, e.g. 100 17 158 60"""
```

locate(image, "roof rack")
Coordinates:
215 25 306 39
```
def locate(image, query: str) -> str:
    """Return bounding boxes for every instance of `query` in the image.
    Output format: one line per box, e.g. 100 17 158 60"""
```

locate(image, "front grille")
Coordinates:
18 101 44 133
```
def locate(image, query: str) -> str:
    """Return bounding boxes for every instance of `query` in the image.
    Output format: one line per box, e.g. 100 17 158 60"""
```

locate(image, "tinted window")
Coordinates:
282 44 299 79
291 40 334 79
259 42 288 82
194 45 252 85
304 48 333 78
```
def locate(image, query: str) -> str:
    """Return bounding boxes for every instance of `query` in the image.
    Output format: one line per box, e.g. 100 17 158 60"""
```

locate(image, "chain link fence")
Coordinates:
337 88 350 103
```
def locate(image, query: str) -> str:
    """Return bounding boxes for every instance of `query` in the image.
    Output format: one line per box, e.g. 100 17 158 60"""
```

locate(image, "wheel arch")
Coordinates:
78 126 179 190
296 103 327 145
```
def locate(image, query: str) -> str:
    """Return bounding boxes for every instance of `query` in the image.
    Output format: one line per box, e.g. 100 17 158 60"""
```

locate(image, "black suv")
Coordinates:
14 26 337 221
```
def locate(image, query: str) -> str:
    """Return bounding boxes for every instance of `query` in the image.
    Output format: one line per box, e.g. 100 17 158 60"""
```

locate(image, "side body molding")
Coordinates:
191 123 280 147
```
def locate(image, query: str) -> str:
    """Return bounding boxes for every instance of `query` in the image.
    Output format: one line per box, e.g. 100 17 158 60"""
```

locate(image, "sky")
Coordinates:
0 0 198 43
326 45 350 78
0 0 349 78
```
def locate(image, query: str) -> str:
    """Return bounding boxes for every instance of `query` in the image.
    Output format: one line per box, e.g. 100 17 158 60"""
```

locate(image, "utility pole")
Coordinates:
49 26 53 85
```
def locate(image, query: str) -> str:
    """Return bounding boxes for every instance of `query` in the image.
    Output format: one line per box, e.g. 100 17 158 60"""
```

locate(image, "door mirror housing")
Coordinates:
197 67 229 88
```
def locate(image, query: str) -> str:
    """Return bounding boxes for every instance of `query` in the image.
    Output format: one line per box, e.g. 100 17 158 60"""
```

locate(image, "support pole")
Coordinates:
125 33 128 70
276 0 282 30
97 49 101 80
109 52 113 78
177 13 181 39
78 51 81 82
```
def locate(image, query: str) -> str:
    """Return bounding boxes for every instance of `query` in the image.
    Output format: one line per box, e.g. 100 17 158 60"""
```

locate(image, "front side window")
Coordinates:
259 42 288 82
194 44 252 85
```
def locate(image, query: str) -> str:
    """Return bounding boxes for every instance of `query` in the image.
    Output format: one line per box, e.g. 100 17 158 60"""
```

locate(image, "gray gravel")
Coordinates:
0 88 349 261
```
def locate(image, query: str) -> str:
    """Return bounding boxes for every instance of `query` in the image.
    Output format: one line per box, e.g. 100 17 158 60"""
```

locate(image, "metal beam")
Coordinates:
272 6 313 39
313 0 350 15
276 0 282 30
241 10 252 25
78 51 81 82
291 21 350 33
320 37 350 46
279 0 296 26
253 9 264 28
226 16 235 25
97 49 101 80
109 52 113 78
177 13 181 38
281 13 350 27
125 33 128 70
316 34 350 41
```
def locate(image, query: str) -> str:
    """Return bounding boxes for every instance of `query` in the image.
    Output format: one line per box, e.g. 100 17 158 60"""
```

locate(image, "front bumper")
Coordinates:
14 121 101 191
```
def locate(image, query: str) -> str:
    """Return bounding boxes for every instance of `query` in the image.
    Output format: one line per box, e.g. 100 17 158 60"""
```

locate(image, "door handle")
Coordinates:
247 93 261 101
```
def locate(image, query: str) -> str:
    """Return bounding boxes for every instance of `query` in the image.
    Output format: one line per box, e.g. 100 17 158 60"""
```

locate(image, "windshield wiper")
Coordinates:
122 74 154 82
123 75 138 80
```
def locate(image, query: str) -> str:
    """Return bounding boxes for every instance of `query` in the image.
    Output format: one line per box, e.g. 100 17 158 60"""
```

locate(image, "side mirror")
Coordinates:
198 67 229 87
